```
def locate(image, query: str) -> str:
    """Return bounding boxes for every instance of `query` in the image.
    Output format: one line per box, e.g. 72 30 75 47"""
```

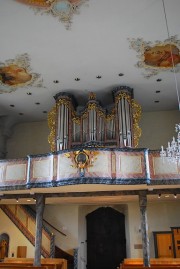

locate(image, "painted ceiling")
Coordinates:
0 0 180 124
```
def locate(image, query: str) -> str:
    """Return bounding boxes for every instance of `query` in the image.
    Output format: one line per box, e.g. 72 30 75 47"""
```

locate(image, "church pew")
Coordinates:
3 258 67 269
122 258 180 264
120 258 180 269
121 266 180 268
0 264 51 269
0 266 47 269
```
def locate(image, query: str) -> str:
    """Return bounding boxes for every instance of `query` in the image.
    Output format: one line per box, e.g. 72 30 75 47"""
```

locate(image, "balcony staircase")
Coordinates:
0 204 74 268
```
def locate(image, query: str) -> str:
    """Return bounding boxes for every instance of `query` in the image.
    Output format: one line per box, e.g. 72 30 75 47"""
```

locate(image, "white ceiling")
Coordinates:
0 0 180 124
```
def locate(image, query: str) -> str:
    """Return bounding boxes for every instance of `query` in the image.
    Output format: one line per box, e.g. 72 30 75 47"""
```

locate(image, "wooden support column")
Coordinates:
34 194 45 266
139 191 150 267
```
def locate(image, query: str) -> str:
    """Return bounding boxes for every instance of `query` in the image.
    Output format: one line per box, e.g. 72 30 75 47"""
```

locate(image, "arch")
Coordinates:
86 207 126 269
0 233 9 259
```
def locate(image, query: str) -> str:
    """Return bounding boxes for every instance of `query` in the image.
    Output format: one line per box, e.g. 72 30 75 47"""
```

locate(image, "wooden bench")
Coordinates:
3 258 67 269
0 262 48 269
122 264 180 269
0 264 52 269
120 258 180 269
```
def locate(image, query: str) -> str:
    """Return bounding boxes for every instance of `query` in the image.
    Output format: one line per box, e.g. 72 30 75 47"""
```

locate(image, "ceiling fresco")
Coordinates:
128 36 180 78
0 0 180 122
15 0 88 29
0 54 43 93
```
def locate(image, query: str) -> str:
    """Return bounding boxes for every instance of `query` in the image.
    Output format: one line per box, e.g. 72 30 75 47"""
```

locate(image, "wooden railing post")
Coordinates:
34 194 45 266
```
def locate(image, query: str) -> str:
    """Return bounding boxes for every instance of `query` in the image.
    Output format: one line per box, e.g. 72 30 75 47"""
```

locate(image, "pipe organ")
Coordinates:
48 86 141 151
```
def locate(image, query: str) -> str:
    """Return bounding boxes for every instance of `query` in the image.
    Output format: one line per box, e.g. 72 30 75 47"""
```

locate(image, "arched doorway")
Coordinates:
86 207 126 269
0 233 9 260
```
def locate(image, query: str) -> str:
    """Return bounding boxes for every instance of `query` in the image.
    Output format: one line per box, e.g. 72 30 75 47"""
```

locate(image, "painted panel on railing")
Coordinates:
0 159 27 186
29 155 53 183
149 151 180 180
115 150 147 180
57 153 79 180
86 151 112 178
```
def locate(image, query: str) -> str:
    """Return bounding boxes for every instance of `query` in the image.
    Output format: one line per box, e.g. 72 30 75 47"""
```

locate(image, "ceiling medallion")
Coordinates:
0 53 43 93
15 0 88 29
128 35 180 78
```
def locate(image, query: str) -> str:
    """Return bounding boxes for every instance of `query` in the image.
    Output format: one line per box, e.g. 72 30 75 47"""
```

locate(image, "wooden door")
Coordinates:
154 232 174 258
172 228 180 258
17 246 27 258
86 207 126 269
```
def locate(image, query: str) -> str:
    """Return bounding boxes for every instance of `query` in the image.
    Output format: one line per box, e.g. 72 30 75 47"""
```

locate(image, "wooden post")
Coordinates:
139 191 150 267
34 194 45 266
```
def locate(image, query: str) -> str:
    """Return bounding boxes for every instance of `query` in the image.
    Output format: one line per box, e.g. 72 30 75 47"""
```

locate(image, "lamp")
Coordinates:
160 124 180 164
160 0 180 164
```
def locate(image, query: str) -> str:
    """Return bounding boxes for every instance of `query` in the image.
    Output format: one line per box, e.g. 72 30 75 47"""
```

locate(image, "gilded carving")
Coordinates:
64 150 99 176
56 98 71 108
115 92 131 104
106 109 115 121
88 92 96 100
48 106 56 152
132 100 142 147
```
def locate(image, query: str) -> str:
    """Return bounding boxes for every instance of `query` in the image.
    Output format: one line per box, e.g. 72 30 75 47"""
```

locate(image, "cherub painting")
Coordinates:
0 53 42 93
128 36 180 78
0 64 32 86
144 44 180 68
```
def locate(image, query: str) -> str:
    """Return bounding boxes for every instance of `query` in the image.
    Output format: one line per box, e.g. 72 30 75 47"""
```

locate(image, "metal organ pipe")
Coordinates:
49 88 141 152
116 91 133 148
93 109 96 141
122 98 127 146
89 110 92 141
125 98 132 147
60 104 64 150
63 105 68 149
117 100 123 146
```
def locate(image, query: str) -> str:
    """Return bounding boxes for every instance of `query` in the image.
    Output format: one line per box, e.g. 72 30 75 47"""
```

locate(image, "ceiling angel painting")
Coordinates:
128 36 180 78
15 0 88 29
0 53 43 93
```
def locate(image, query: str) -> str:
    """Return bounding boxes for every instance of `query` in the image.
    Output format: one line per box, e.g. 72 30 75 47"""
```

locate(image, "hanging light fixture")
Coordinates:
160 124 180 163
160 0 180 164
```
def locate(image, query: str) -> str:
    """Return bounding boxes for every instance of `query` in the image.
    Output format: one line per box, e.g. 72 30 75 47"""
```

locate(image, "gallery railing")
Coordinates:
0 148 179 190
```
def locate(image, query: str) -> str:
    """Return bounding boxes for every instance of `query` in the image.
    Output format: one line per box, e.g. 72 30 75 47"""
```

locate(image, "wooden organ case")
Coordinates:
48 86 141 151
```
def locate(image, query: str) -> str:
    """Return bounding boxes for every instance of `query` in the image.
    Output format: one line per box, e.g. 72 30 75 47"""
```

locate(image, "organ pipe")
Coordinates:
48 87 141 151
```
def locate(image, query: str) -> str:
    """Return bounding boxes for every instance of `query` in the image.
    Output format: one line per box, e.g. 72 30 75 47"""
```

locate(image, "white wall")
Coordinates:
43 205 79 255
7 121 50 159
138 110 180 150
127 200 180 258
0 209 35 258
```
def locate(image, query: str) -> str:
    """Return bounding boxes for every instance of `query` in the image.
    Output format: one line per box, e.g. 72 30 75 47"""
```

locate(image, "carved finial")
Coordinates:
89 92 96 100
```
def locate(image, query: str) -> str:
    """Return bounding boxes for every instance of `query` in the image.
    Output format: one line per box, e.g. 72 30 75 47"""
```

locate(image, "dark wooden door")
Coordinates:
86 207 126 269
